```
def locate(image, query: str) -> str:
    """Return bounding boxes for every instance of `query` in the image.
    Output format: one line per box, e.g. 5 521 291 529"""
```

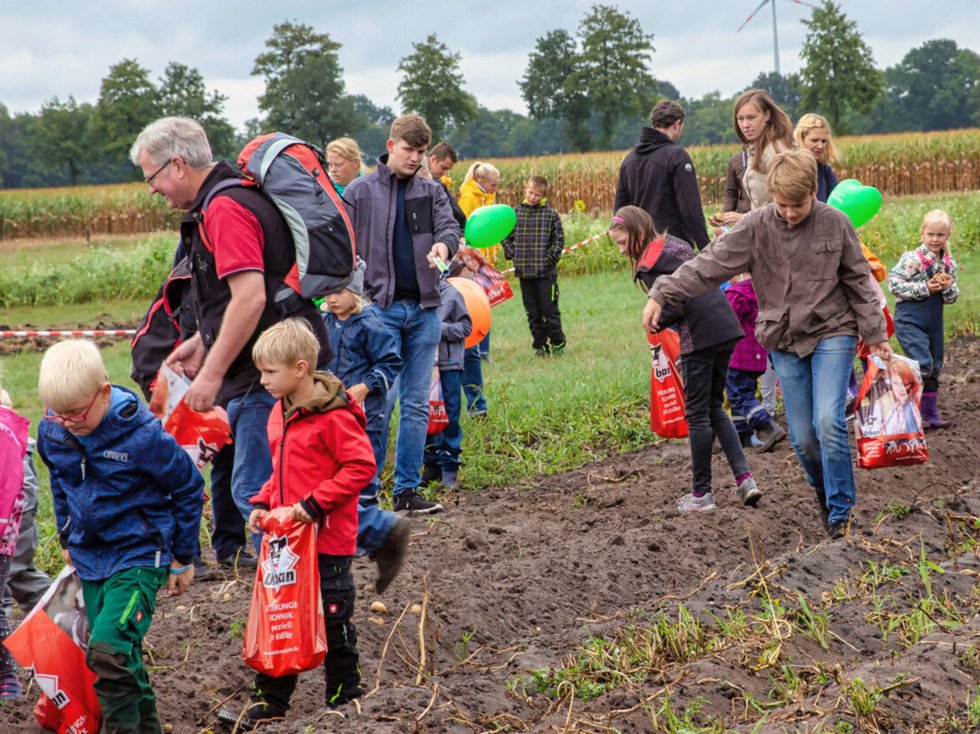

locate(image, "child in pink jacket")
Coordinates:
724 275 787 452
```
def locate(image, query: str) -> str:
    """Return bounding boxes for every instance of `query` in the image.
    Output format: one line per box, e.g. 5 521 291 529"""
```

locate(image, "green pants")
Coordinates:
81 567 167 734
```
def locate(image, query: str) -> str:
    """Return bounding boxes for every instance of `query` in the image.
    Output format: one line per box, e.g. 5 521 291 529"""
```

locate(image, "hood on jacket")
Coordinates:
634 127 674 155
283 371 348 420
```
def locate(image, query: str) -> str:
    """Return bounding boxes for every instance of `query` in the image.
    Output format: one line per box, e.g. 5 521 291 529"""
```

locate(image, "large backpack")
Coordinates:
202 133 357 299
130 256 194 399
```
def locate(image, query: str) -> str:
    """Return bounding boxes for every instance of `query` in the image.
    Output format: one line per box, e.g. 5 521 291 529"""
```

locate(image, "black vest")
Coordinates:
181 162 331 404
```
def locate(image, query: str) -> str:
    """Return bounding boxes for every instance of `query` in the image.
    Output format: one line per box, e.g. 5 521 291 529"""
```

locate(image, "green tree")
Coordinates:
875 39 980 132
682 91 739 145
32 97 96 185
94 58 161 164
252 20 365 146
396 34 476 142
348 94 395 159
520 29 592 151
747 71 803 120
798 1 882 134
577 4 654 149
158 62 238 159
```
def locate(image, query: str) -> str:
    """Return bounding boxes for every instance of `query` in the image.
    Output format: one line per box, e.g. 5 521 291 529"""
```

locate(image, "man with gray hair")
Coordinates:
130 117 330 569
614 100 710 250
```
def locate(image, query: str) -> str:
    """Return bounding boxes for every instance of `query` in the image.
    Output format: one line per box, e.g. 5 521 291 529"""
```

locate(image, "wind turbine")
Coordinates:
737 0 816 75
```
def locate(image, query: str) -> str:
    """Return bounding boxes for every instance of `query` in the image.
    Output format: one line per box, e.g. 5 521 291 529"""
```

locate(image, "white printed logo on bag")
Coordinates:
261 535 299 589
650 342 673 383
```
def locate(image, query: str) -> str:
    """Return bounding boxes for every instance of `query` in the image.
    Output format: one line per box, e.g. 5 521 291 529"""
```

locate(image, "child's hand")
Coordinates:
347 383 369 405
61 548 72 565
248 508 268 535
291 503 314 523
927 276 945 293
167 562 195 597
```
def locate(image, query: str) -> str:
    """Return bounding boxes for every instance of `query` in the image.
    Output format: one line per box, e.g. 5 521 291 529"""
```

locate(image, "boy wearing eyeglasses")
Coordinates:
36 339 204 733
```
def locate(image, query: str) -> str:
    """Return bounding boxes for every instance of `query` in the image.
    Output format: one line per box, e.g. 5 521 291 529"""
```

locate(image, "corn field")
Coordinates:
0 183 179 240
1 130 978 240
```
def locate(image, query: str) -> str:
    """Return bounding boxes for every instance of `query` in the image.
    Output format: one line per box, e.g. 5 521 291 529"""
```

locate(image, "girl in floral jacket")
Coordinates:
888 210 959 428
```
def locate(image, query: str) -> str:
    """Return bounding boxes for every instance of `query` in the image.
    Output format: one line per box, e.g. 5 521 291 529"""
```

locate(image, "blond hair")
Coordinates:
252 318 319 370
920 209 953 239
766 150 818 202
464 162 500 185
38 340 108 412
794 113 839 165
326 137 366 173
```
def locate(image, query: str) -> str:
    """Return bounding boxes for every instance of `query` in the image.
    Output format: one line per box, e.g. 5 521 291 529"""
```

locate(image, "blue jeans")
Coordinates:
463 346 487 414
424 368 464 471
227 389 276 554
378 301 441 496
771 336 858 526
357 426 396 556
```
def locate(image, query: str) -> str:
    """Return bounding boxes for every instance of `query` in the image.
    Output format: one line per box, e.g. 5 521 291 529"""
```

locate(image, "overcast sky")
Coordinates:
2 1 977 130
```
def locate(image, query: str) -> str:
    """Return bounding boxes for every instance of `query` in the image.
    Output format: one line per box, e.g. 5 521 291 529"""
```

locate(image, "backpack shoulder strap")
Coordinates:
197 178 246 252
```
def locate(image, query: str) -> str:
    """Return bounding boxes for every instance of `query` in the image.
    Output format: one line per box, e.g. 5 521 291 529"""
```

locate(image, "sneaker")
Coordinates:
677 492 716 512
440 469 459 491
373 518 410 594
421 463 442 483
393 491 444 516
0 674 23 700
534 346 549 358
550 340 566 356
326 685 363 710
193 561 219 583
734 477 762 507
217 551 258 571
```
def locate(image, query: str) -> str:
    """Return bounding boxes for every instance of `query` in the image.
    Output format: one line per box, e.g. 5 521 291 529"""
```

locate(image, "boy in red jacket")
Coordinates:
243 318 377 727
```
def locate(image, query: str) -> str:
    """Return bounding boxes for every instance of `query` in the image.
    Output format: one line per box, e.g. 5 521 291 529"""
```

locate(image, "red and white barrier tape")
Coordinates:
498 231 608 275
0 329 136 338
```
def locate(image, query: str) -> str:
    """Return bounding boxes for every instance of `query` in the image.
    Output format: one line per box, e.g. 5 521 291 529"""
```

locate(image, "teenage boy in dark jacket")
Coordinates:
37 339 203 733
343 115 460 516
615 100 710 250
503 175 567 356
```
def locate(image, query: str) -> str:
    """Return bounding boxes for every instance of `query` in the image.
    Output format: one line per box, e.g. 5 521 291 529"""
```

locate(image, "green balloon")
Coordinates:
464 204 517 248
828 178 882 229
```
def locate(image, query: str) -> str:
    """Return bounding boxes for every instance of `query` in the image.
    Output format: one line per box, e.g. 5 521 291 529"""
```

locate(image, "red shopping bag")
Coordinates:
648 329 688 439
244 507 326 676
853 355 928 469
4 567 102 734
427 369 449 436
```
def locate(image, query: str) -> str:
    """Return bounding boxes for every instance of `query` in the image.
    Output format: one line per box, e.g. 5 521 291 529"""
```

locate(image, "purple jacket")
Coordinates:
344 155 461 309
725 279 768 372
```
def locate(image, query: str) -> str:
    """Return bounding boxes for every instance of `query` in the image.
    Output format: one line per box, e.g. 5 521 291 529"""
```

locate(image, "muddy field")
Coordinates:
2 339 979 733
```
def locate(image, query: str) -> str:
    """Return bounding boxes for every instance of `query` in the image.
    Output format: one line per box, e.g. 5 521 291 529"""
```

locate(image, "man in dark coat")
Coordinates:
614 101 710 250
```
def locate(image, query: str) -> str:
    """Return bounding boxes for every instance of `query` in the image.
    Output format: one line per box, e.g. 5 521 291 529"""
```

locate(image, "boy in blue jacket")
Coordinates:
37 339 204 734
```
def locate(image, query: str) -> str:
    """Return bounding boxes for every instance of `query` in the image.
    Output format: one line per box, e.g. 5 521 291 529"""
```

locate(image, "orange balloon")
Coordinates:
448 277 492 349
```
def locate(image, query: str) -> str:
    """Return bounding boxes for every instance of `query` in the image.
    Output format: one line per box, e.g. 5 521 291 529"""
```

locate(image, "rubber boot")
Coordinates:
756 419 787 453
920 391 950 430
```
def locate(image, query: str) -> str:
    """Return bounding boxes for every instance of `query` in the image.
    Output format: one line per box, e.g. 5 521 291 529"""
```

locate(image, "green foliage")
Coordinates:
520 29 592 152
32 97 96 186
396 34 476 143
577 4 654 150
0 235 173 308
251 20 365 147
94 59 161 165
799 1 883 134
874 40 980 133
157 62 238 161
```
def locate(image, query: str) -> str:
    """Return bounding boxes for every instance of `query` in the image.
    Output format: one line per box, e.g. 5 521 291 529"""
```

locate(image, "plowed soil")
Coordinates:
2 339 978 733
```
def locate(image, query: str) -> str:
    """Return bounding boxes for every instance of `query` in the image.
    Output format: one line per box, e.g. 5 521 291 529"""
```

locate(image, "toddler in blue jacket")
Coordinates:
36 339 203 733
322 261 410 593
